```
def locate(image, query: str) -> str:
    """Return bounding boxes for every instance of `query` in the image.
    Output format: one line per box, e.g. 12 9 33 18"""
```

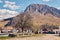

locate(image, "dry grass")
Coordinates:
31 13 60 31
0 21 9 28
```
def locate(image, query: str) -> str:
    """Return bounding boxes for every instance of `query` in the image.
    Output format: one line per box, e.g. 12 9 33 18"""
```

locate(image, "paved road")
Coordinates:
4 34 60 40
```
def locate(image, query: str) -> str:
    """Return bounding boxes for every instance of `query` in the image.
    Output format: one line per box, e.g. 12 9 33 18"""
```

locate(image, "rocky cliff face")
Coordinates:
25 4 60 17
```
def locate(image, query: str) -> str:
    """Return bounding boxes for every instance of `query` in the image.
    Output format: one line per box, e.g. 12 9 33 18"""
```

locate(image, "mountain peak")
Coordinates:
24 4 60 17
25 4 48 12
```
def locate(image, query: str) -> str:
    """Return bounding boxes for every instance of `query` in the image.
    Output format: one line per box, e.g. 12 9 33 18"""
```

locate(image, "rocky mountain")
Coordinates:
4 4 60 31
24 4 60 25
25 4 60 17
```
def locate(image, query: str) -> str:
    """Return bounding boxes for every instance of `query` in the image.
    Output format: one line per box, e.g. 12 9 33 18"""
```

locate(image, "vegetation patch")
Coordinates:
0 34 44 40
17 34 44 38
0 36 11 40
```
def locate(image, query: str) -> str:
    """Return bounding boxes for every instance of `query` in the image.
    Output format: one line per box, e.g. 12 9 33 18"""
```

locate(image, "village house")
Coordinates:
4 25 33 34
17 26 33 34
53 29 59 34
5 26 13 33
38 26 60 34
53 27 60 34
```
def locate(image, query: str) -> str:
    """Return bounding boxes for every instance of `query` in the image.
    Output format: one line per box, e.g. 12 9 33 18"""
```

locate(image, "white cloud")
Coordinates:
57 7 60 10
42 0 50 2
0 9 19 20
5 1 16 5
4 4 20 10
3 1 20 10
0 0 3 3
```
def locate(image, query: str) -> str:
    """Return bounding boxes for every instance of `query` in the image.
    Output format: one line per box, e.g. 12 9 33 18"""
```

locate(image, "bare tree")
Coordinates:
12 12 33 33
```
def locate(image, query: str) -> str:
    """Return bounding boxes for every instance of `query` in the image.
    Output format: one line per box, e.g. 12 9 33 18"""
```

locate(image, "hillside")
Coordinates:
0 21 9 29
4 4 60 31
24 4 60 25
0 18 13 29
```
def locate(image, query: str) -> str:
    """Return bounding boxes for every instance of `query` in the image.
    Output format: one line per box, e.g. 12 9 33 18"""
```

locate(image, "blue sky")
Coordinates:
0 0 60 20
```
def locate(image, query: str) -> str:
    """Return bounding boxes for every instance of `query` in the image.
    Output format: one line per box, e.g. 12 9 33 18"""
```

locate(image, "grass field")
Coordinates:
0 36 10 40
0 34 60 40
0 34 43 40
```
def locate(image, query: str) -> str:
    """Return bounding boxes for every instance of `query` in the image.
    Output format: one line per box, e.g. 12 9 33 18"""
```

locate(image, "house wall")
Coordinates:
2 26 13 33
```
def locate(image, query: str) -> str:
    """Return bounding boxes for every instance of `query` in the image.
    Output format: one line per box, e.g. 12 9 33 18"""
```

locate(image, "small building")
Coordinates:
53 26 60 34
23 27 33 33
53 29 59 34
17 27 33 34
2 26 13 33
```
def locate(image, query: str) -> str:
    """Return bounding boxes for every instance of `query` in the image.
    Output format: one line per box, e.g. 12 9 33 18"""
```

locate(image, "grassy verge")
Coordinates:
17 34 44 38
0 36 10 40
0 34 44 40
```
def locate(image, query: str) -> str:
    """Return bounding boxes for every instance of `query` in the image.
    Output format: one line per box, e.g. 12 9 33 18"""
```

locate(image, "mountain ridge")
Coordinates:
2 4 60 30
25 4 60 17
